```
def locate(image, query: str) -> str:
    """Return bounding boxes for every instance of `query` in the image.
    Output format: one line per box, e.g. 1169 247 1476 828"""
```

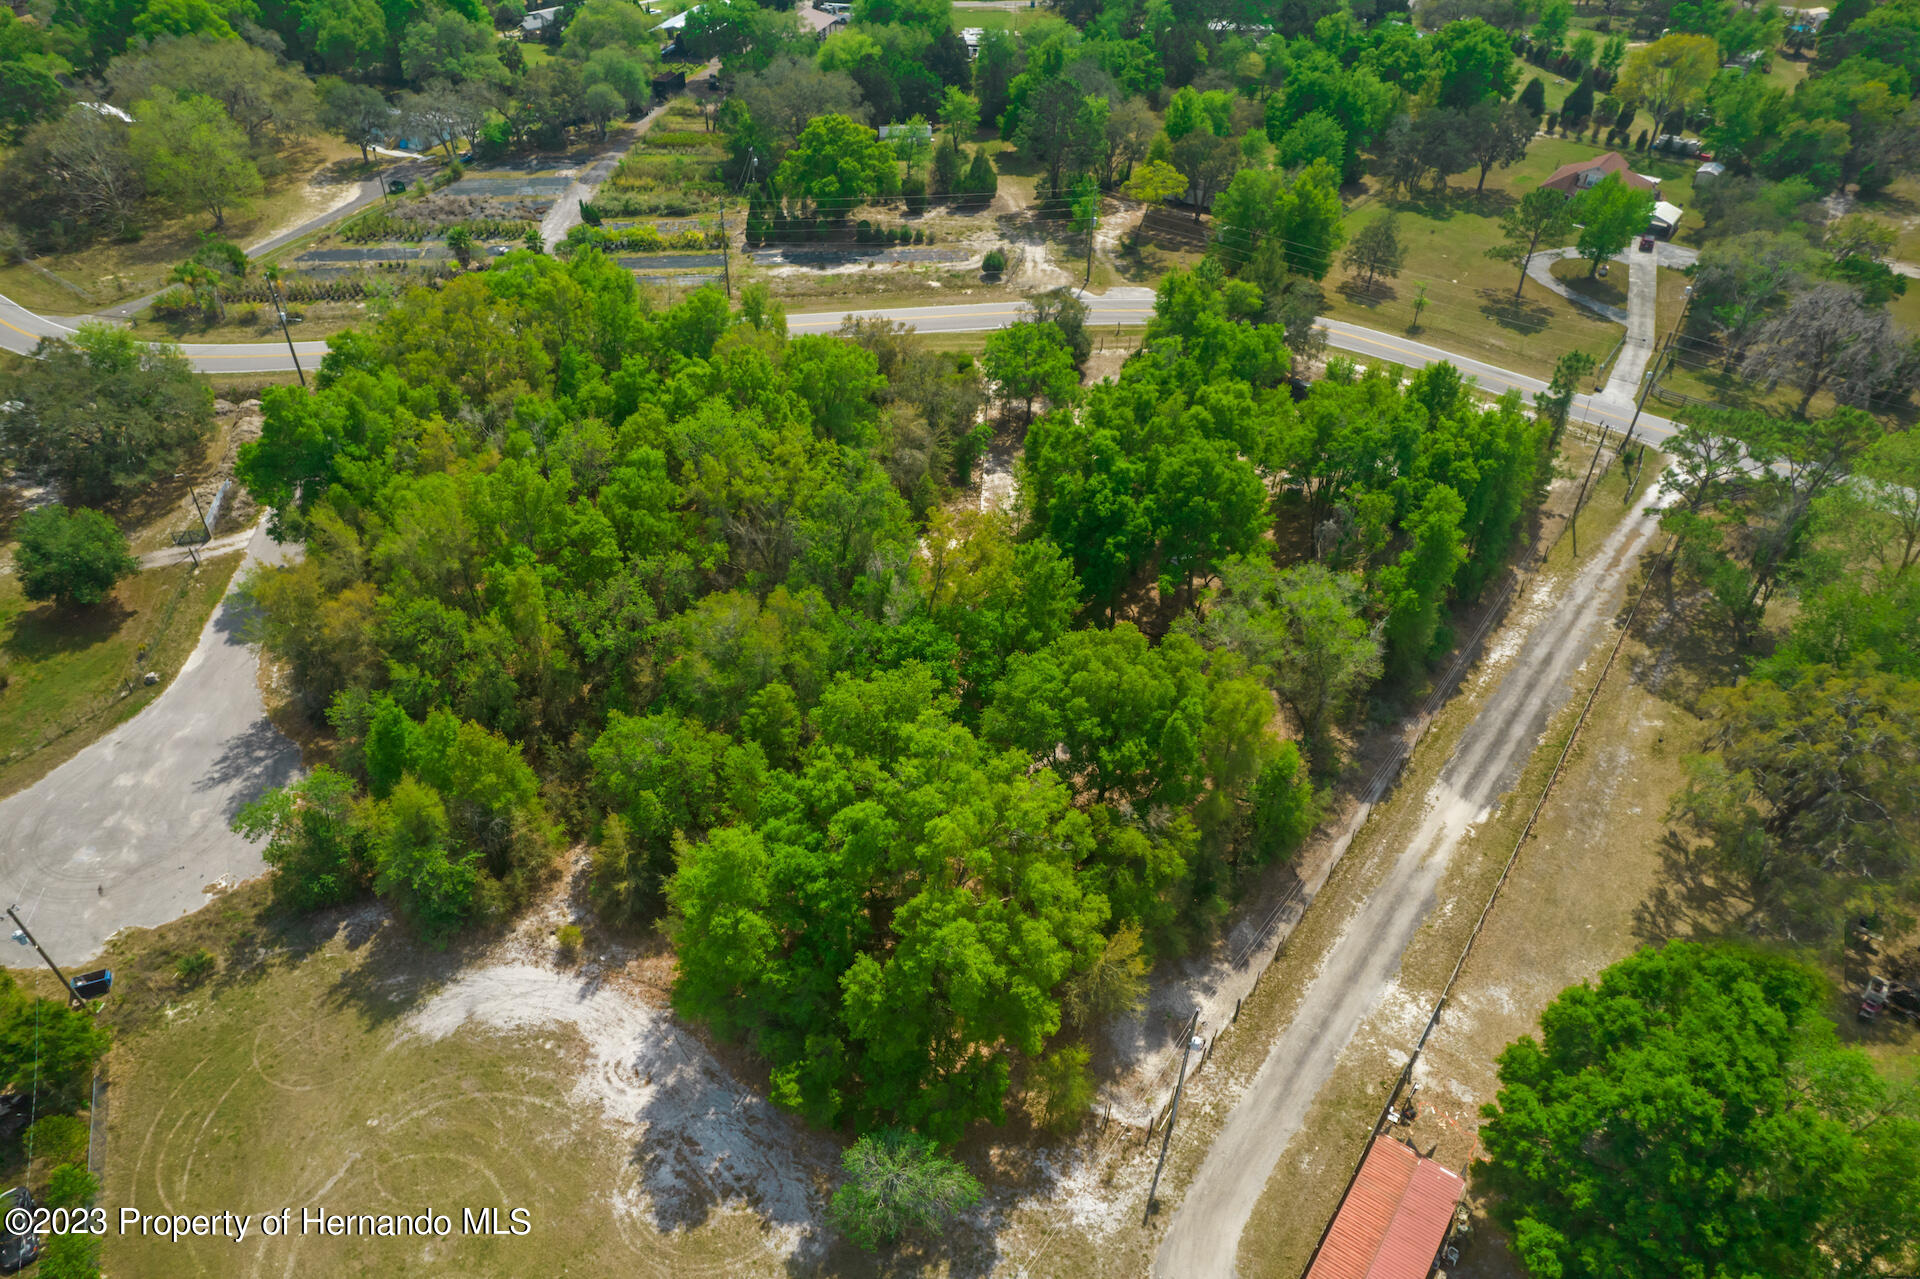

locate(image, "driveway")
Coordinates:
0 522 302 964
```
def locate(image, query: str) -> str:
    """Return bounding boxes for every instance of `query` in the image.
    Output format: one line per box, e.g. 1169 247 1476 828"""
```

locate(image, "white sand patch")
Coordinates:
1475 578 1559 682
401 963 832 1257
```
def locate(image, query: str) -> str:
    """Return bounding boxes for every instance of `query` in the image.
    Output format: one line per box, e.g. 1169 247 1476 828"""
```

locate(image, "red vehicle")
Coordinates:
1639 235 1655 252
1860 975 1892 1021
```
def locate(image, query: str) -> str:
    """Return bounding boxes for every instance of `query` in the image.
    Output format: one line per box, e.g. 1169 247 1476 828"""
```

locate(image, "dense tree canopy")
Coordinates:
0 324 213 503
1480 943 1920 1279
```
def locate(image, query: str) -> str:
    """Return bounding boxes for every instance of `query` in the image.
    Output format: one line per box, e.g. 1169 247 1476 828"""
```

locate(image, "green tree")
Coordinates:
370 777 481 943
1617 32 1721 129
233 766 373 909
1663 663 1919 939
830 1129 983 1250
44 1164 98 1210
937 85 978 138
1465 99 1536 191
1274 110 1347 172
24 1115 87 1167
1342 213 1404 290
0 971 109 1107
1426 18 1519 110
445 224 474 267
1479 943 1920 1279
1486 187 1577 297
981 320 1078 423
1061 923 1149 1029
11 506 138 609
1379 486 1468 674
775 113 896 215
1030 1043 1095 1134
0 324 212 503
1572 173 1654 276
1120 158 1187 245
1193 557 1382 772
128 88 261 229
582 82 623 139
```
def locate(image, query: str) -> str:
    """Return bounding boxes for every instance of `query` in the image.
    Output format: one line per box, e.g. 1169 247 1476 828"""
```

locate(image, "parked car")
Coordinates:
0 1187 39 1274
1861 975 1892 1020
490 245 512 256
1639 235 1655 252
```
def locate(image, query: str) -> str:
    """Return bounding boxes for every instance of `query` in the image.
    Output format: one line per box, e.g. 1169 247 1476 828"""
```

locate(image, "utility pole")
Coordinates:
7 907 83 1009
718 205 732 298
1144 1015 1203 1224
265 270 306 388
172 474 206 567
1085 207 1095 287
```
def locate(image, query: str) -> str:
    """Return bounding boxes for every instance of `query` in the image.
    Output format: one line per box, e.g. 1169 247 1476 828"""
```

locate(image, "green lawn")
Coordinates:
0 549 241 799
1323 138 1650 380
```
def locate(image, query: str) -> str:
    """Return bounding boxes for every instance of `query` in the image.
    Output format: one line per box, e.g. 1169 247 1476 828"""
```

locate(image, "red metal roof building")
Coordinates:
1304 1136 1466 1279
1539 151 1660 198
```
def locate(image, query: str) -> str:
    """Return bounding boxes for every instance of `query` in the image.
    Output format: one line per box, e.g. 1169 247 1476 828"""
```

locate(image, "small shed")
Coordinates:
1305 1137 1466 1279
1650 200 1684 236
521 5 560 32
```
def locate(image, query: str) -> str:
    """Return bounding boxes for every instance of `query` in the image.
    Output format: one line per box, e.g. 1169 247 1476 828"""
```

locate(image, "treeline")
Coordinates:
230 248 1552 1136
0 0 672 252
1654 406 1918 943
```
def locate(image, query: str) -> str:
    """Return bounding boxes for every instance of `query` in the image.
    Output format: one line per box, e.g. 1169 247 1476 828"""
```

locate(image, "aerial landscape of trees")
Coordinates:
224 244 1558 1139
2 0 1918 1267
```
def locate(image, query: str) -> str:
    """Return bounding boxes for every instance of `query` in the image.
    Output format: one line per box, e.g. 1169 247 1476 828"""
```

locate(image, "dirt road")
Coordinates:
1153 478 1670 1278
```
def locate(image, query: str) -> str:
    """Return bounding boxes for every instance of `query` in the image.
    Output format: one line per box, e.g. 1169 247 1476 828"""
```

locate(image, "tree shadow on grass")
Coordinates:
1631 832 1766 946
1479 288 1554 335
1384 184 1516 223
1 599 133 663
1338 279 1399 309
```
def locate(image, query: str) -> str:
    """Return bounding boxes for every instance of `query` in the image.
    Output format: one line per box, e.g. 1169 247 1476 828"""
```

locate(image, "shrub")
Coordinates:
1031 1044 1095 1134
982 248 1007 275
555 924 583 959
25 1116 88 1168
44 1164 98 1210
174 948 215 984
830 1129 982 1251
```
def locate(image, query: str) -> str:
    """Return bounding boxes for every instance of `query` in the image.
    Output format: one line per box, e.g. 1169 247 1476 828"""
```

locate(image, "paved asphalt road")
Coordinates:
1154 475 1675 1278
0 284 1681 440
0 523 302 964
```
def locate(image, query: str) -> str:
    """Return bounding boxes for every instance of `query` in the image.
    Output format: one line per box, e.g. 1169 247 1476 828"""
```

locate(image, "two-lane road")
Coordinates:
2 284 1678 439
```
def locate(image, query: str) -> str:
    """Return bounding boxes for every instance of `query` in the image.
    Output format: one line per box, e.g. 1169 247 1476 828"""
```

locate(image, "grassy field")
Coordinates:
91 884 798 1279
1317 136 1707 381
0 137 365 314
0 550 242 799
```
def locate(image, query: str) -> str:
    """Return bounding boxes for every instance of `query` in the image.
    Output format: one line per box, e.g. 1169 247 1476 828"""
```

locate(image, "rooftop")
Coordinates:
1304 1137 1465 1279
1541 151 1660 197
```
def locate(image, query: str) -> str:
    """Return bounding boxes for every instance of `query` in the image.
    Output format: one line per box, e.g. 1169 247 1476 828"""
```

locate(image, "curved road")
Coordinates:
1 284 1680 441
0 524 302 964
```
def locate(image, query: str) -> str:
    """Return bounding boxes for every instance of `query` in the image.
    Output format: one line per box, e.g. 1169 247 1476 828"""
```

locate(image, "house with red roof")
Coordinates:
1539 151 1660 199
